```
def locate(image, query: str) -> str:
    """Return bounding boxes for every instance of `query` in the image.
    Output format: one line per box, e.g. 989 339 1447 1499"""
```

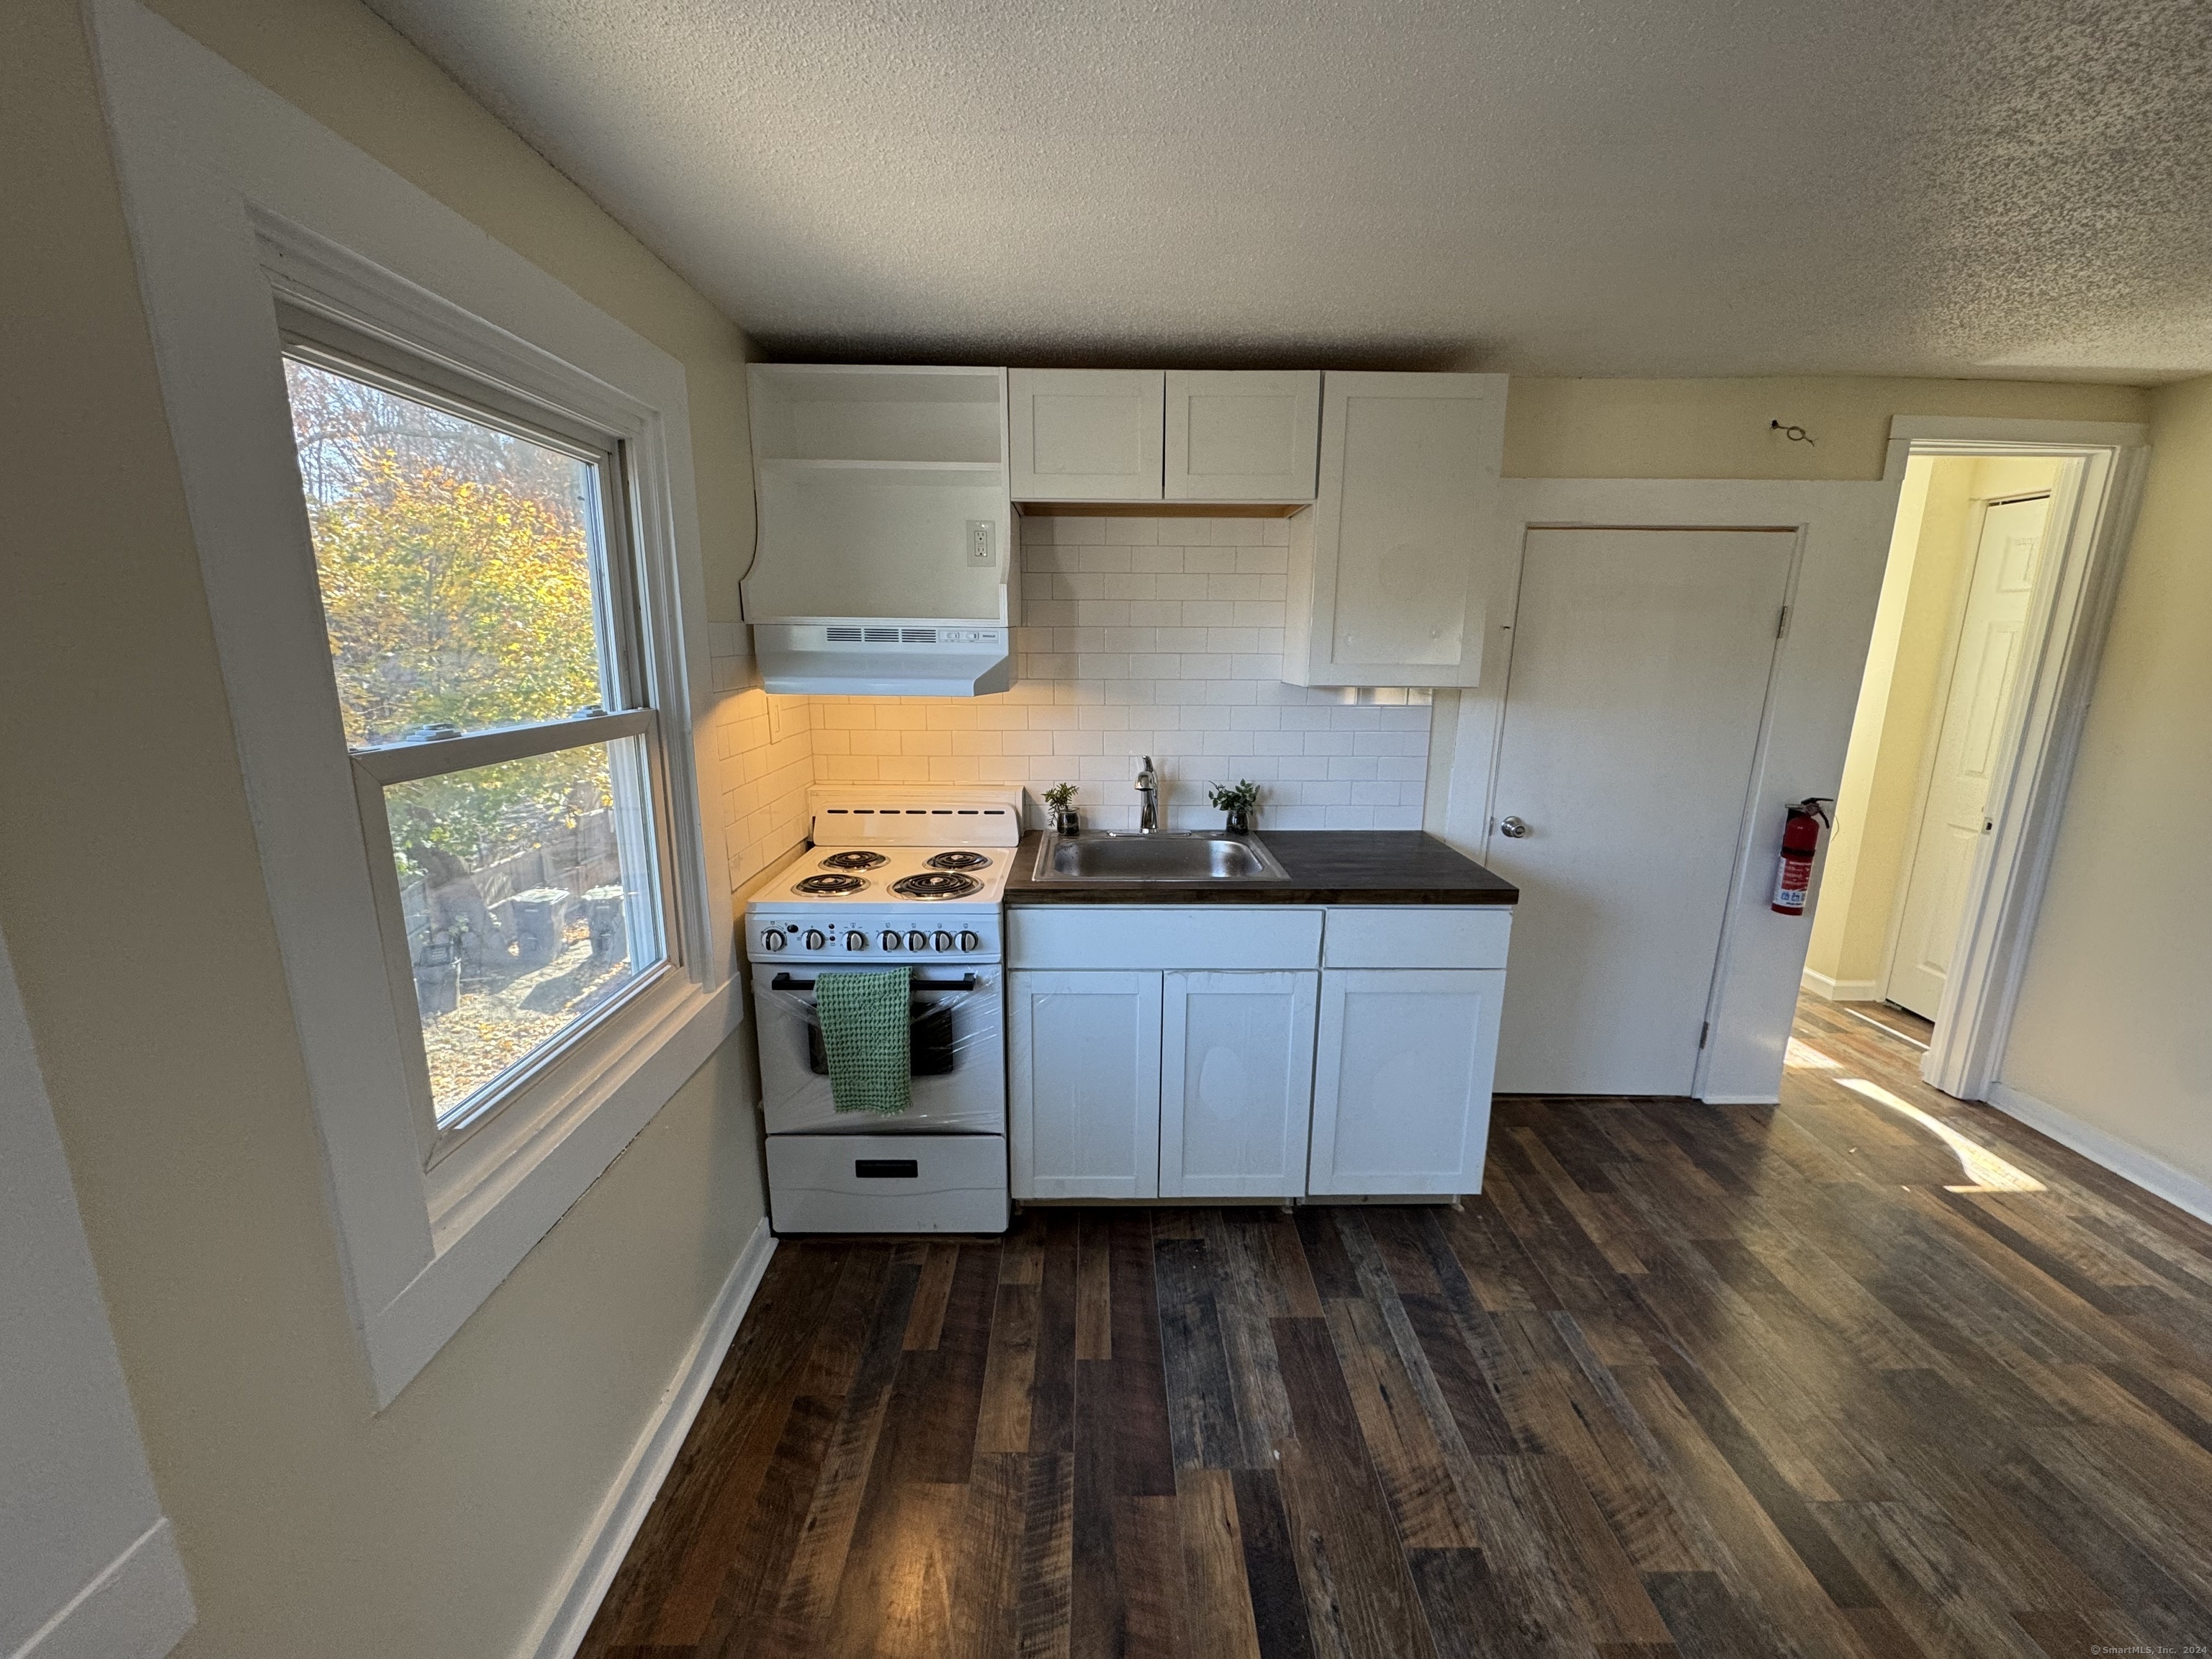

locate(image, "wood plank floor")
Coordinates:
579 997 2212 1658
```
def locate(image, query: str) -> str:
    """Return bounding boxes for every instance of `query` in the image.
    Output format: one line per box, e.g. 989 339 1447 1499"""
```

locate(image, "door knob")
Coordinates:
1498 816 1531 838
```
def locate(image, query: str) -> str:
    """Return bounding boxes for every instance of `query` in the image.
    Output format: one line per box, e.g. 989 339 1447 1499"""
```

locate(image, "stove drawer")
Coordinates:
768 1133 1008 1234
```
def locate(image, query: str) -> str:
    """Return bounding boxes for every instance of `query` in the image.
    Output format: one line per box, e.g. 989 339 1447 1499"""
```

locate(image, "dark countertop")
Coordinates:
1004 830 1519 907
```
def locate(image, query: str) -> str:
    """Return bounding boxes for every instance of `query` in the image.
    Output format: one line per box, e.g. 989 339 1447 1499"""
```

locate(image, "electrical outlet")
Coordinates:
965 520 995 568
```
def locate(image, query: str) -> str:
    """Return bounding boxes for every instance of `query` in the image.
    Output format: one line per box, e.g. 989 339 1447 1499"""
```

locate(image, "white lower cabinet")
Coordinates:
1308 969 1503 1195
1010 906 1509 1201
1160 971 1318 1198
1010 971 1161 1198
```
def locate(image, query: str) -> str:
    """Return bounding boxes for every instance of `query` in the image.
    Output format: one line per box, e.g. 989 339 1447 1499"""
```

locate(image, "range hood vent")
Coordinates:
825 626 943 644
753 622 1013 698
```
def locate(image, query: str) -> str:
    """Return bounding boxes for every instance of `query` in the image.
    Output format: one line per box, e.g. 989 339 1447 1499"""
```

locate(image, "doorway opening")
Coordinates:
1802 427 2146 1102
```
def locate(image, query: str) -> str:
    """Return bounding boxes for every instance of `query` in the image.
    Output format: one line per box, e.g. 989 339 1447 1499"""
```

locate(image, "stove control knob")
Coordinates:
760 930 786 952
879 930 902 951
845 930 867 951
804 929 828 950
932 930 954 952
906 930 928 952
958 930 981 952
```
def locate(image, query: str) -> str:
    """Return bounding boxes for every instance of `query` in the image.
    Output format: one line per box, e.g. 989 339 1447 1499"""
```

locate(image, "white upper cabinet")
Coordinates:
1164 371 1320 502
1009 369 1164 500
1283 372 1507 688
744 364 1011 623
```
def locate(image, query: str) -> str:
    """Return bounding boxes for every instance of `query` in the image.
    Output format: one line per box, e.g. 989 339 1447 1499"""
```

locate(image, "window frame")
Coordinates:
94 0 739 1406
279 315 687 1163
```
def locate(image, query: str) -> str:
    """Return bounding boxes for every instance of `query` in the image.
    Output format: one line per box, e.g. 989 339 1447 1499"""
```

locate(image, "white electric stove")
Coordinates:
743 786 1020 1235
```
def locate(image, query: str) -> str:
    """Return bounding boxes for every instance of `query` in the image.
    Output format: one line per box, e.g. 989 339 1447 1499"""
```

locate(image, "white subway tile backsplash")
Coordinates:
757 517 1432 832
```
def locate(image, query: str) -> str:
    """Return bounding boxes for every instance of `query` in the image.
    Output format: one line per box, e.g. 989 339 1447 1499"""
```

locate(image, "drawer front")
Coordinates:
1010 907 1323 970
1322 907 1512 969
767 1133 1007 1233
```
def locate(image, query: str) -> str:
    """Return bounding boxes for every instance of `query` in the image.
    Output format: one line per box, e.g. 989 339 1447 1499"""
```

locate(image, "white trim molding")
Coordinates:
1879 419 2152 1103
1799 968 1880 1004
3 922 194 1659
516 1220 776 1659
88 0 738 1405
7 1521 194 1659
1985 1084 2212 1229
1445 475 1902 1105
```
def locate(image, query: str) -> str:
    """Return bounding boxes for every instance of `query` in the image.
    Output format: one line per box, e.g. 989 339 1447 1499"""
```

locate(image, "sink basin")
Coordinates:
1033 831 1292 883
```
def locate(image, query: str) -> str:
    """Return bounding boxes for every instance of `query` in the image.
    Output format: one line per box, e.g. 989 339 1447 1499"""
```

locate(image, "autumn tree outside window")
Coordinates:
279 312 677 1152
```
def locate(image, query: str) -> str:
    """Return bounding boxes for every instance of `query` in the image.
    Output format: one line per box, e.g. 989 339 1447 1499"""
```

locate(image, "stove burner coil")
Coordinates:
818 850 889 871
792 873 869 896
925 850 991 871
890 871 982 901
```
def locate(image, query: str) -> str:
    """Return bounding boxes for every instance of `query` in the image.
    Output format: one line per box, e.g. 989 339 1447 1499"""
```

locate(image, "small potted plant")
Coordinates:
1208 779 1262 835
1043 782 1080 835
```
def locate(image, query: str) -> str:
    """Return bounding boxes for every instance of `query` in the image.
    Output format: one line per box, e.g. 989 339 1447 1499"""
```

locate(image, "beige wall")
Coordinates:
1806 455 2064 996
2003 374 2212 1190
0 2 799 1655
1505 376 2147 480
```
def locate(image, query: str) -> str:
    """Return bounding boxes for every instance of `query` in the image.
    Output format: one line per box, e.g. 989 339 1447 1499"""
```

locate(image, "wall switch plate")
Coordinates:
965 520 995 567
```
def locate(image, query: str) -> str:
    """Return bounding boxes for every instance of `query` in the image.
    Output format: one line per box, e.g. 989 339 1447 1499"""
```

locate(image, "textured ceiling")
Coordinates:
364 0 2212 379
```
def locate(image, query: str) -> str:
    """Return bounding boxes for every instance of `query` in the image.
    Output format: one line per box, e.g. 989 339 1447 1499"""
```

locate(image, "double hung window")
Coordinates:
279 314 676 1154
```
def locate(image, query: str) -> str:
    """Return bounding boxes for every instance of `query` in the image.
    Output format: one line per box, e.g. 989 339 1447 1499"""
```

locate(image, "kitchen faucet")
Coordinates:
1135 755 1161 833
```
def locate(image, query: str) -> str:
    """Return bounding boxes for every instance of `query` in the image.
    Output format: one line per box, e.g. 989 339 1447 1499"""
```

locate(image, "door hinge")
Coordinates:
1699 1021 1710 1049
1776 605 1790 639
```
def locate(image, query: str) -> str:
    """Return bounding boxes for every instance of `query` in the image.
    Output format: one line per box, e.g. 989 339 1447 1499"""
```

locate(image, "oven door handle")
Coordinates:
769 972 981 993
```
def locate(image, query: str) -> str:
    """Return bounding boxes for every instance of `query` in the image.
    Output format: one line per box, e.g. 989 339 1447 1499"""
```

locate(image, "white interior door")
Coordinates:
1884 495 2051 1020
1487 529 1794 1094
1159 971 1317 1197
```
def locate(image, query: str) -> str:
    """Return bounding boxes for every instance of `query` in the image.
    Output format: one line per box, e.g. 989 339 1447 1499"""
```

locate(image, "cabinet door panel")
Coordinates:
1010 369 1163 501
1010 971 1161 1198
1284 372 1506 688
1164 370 1320 502
1160 971 1317 1198
1308 969 1501 1195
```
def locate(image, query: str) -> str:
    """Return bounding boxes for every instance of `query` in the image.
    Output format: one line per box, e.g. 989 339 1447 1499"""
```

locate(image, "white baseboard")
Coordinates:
1799 968 1880 1003
11 1517 194 1659
1985 1082 2212 1228
1698 1093 1780 1107
517 1216 776 1659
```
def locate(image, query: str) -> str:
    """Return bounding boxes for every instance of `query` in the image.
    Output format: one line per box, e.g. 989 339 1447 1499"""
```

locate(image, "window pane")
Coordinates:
282 356 613 749
389 737 662 1125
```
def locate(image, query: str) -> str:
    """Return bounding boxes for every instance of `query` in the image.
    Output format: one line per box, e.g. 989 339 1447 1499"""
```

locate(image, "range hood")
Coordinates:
752 623 1013 697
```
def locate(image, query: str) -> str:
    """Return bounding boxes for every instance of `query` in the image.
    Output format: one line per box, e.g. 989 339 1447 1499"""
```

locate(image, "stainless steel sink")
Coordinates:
1032 830 1291 884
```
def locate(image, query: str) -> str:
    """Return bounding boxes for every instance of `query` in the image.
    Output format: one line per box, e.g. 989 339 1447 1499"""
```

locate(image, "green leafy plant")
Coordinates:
1043 783 1078 810
1208 780 1262 827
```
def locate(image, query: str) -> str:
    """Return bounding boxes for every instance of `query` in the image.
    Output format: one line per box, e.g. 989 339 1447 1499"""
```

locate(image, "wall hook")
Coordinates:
1771 420 1815 446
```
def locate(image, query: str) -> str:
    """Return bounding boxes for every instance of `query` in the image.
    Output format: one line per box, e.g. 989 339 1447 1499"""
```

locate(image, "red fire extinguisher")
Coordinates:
1771 798 1835 915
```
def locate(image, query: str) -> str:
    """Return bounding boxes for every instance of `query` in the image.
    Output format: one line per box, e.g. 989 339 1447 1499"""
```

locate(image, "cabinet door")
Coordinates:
1010 369 1163 501
1283 372 1506 688
1164 371 1320 502
1159 971 1318 1197
1308 969 1501 1195
1010 971 1161 1198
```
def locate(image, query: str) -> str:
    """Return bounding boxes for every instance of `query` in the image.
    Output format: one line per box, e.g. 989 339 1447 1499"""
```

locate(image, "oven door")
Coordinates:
751 963 1005 1136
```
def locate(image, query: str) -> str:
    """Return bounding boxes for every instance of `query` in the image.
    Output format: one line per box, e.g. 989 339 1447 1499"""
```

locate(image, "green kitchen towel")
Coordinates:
816 968 912 1115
